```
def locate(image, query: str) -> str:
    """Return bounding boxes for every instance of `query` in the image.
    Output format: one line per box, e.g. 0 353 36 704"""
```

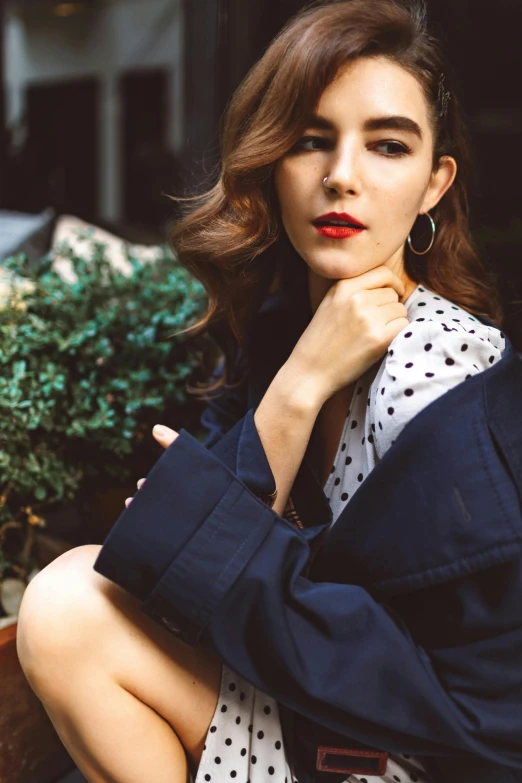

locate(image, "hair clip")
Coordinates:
438 73 452 118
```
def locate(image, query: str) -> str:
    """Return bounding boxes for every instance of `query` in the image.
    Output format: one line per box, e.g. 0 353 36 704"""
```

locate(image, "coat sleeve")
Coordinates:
197 351 277 497
93 427 522 769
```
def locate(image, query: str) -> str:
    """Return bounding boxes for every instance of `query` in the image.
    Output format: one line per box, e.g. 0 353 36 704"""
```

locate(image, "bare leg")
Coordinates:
17 545 222 783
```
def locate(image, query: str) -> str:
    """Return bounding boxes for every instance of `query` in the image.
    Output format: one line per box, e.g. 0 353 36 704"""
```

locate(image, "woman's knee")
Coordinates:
16 544 105 687
16 543 222 765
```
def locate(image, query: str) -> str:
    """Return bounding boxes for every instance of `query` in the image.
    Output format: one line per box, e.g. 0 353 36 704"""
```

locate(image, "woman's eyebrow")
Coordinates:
364 115 423 140
305 113 423 141
304 113 337 131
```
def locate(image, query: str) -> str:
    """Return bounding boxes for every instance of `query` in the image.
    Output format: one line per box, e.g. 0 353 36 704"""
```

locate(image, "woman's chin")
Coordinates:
307 255 362 281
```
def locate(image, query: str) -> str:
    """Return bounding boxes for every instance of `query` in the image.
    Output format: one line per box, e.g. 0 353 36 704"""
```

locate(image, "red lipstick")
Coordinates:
312 211 366 240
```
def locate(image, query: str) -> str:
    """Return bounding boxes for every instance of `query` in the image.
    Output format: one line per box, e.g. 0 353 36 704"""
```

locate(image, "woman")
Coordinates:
16 2 521 783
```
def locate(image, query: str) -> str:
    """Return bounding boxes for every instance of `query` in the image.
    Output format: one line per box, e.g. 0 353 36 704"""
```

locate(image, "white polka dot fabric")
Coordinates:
195 284 506 783
196 666 294 783
324 284 506 513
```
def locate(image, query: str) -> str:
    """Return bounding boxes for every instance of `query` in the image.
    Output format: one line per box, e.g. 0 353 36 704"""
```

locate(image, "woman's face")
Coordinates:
274 56 456 299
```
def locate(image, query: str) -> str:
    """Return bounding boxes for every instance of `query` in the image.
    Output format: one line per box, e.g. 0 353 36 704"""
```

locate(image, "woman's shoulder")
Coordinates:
387 284 505 369
369 285 506 459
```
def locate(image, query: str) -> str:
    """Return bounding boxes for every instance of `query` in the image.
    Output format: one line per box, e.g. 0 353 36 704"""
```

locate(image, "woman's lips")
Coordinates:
314 225 366 239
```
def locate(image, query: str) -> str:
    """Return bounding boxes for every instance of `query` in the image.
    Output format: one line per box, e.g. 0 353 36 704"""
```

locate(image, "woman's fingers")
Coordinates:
123 422 178 510
152 425 179 448
124 478 147 508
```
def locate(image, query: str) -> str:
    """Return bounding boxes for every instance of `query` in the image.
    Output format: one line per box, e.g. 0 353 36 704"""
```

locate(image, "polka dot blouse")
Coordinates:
194 284 506 783
324 284 505 512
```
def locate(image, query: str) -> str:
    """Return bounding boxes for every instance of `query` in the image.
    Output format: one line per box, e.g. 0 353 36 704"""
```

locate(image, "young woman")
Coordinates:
17 2 519 783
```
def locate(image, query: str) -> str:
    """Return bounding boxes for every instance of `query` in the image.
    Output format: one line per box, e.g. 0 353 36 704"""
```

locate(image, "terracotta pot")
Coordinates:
0 622 74 783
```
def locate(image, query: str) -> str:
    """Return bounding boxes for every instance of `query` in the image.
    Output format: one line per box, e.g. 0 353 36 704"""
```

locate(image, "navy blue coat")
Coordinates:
94 249 522 783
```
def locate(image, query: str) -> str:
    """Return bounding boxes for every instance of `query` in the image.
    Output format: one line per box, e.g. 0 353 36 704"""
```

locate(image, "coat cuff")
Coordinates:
93 428 278 629
201 407 277 503
236 408 277 502
140 474 276 645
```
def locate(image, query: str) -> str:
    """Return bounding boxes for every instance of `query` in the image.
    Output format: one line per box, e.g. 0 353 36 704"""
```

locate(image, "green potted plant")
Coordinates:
0 233 215 621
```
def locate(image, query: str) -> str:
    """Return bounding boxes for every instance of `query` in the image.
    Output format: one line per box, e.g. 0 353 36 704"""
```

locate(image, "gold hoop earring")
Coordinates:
407 212 436 256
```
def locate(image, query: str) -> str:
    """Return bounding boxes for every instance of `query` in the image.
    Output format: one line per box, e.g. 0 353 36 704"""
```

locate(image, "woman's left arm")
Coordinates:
94 415 522 769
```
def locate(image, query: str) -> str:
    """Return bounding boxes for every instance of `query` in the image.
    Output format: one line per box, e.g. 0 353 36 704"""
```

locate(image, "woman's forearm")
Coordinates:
253 360 323 516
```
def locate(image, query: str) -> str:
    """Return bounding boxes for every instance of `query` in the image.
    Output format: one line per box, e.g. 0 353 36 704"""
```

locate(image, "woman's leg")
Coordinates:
16 545 222 783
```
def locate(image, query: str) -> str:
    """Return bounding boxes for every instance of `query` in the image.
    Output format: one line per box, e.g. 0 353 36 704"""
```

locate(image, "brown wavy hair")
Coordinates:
168 0 503 396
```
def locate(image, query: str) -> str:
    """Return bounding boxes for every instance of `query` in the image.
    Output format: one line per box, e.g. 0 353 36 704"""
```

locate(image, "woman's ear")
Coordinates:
421 155 458 213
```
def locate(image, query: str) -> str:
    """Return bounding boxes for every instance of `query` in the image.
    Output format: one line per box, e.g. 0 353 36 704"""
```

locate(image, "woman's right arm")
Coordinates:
254 265 409 516
137 267 409 516
253 362 322 516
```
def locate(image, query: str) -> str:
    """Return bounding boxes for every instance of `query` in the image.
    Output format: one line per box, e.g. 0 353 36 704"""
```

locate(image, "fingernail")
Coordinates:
125 498 133 507
137 478 146 490
153 425 166 438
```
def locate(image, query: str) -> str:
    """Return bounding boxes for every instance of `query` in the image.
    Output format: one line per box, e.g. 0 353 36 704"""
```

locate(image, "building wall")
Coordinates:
4 0 184 223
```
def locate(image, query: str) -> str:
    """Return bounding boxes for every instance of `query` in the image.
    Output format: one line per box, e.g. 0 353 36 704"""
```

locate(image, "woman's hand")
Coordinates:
288 265 410 408
124 425 179 507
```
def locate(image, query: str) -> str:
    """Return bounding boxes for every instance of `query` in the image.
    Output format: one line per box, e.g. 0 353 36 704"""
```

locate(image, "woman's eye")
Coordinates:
293 135 330 152
373 141 411 157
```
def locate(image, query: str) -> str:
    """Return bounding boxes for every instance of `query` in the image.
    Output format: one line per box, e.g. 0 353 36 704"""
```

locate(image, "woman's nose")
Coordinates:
323 148 361 196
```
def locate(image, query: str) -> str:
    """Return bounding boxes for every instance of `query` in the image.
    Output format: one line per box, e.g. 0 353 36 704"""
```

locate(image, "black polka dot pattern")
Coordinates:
198 668 297 781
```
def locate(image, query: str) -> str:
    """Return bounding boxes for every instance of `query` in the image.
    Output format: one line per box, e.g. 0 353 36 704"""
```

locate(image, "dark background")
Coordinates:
0 0 521 342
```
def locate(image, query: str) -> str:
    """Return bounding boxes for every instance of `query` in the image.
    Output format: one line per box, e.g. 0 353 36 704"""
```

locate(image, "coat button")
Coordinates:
161 616 181 635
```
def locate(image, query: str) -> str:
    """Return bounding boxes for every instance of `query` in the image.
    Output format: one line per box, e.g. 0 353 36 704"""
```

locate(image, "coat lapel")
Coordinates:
311 328 522 595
